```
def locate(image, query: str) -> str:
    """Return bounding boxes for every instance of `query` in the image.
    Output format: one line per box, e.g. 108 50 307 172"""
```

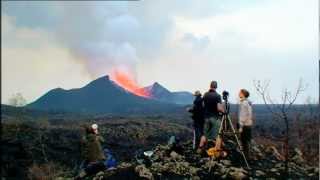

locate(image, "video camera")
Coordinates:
222 90 230 115
218 90 250 168
222 90 229 101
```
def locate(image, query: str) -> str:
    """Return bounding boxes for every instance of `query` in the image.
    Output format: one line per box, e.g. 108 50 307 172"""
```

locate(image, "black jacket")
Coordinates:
189 96 205 125
203 89 222 117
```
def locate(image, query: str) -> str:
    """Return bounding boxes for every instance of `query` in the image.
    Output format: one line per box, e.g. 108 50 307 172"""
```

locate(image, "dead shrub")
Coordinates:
27 162 65 180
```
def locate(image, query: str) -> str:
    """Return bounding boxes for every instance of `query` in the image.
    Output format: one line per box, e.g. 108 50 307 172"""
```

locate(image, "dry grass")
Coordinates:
27 162 66 180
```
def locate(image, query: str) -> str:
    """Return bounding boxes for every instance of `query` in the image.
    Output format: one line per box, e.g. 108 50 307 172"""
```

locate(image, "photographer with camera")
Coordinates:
199 81 225 152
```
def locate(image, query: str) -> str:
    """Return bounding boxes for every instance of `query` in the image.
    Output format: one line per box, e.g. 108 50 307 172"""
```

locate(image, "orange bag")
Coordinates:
207 136 227 158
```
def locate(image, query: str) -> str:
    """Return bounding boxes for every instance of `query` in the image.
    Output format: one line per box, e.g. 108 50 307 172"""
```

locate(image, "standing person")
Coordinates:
199 81 224 150
238 89 253 159
77 124 106 179
188 90 205 150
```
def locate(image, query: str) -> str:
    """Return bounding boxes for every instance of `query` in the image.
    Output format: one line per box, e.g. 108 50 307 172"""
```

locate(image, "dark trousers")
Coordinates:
193 123 204 149
85 161 106 176
240 126 252 159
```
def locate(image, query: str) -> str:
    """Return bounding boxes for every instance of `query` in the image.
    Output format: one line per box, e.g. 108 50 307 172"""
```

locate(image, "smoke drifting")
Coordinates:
56 3 141 78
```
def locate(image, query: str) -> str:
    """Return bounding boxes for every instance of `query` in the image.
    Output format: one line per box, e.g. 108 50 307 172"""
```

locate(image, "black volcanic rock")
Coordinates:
93 140 319 179
26 76 179 114
144 82 193 105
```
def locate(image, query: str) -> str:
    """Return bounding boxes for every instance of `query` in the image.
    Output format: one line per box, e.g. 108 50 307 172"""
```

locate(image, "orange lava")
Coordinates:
110 69 150 98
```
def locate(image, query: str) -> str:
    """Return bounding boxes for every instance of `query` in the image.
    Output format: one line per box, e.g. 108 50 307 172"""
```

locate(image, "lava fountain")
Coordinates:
110 69 150 98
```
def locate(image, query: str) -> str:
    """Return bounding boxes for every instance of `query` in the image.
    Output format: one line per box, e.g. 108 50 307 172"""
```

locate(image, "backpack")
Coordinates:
103 149 117 169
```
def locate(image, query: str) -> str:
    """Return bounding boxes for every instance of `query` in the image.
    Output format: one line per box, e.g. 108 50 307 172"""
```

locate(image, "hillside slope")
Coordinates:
27 76 180 114
143 82 193 105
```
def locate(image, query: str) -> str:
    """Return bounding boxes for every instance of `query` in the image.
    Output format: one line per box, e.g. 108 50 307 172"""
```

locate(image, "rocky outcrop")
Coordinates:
92 139 319 179
2 120 318 179
2 120 191 179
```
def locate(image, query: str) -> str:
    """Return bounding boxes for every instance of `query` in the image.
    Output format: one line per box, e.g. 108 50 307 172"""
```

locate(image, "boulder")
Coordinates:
255 170 266 177
228 167 248 180
294 148 303 156
270 168 278 173
265 146 285 161
292 148 304 164
221 160 232 166
98 140 319 179
170 151 182 160
135 165 154 180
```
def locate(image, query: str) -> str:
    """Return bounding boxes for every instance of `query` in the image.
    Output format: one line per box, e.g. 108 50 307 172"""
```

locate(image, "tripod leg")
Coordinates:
217 116 225 138
227 116 250 169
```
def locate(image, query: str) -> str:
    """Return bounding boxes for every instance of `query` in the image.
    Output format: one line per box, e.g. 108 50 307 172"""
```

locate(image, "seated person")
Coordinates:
76 124 106 179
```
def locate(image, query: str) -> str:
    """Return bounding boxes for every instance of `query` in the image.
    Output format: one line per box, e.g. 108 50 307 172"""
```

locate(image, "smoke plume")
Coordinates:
55 2 142 78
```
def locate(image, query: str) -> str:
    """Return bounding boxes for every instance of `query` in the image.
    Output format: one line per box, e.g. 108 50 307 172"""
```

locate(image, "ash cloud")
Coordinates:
53 1 175 78
54 3 139 77
2 1 221 78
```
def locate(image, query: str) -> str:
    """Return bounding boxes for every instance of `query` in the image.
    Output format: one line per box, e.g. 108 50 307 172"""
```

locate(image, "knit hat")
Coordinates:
91 124 98 130
194 90 201 96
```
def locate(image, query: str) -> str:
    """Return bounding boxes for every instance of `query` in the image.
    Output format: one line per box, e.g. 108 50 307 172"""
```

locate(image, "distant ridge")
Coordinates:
26 76 180 114
143 82 193 105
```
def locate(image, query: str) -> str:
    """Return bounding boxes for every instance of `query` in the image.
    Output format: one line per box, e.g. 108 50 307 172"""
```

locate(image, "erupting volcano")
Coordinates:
110 69 150 98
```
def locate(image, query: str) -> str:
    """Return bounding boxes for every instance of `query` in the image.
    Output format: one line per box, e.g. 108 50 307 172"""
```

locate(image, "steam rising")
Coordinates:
56 3 141 78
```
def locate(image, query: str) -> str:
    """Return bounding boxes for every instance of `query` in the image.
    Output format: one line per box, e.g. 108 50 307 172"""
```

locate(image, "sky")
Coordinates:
2 0 319 104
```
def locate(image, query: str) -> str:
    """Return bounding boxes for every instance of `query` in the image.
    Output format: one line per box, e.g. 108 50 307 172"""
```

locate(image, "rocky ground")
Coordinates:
2 115 319 179
1 118 191 179
90 137 319 180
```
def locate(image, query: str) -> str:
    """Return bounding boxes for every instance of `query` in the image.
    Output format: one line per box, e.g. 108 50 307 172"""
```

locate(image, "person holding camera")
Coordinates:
238 89 253 159
188 90 205 150
199 81 225 151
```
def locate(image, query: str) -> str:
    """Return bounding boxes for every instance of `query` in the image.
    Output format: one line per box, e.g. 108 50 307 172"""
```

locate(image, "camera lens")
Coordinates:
222 90 229 101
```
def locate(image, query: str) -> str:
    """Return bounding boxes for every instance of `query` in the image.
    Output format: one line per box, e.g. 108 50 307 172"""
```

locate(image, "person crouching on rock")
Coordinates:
238 89 253 160
199 81 225 153
77 124 106 179
188 90 205 150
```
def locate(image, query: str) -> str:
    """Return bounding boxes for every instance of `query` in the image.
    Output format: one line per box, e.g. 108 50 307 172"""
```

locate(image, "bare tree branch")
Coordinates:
253 80 282 119
253 79 306 176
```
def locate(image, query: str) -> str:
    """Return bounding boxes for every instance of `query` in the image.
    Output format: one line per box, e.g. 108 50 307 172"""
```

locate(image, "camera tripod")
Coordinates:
217 95 250 169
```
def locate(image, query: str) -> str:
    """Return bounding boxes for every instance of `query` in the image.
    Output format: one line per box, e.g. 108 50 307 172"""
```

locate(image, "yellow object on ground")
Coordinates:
207 137 228 158
207 147 221 158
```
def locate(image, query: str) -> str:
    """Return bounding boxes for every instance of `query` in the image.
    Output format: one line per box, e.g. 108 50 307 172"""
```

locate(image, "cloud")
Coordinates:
2 14 91 104
76 42 139 77
2 0 318 104
181 33 210 51
2 1 61 29
137 0 318 103
174 0 317 54
48 2 174 77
